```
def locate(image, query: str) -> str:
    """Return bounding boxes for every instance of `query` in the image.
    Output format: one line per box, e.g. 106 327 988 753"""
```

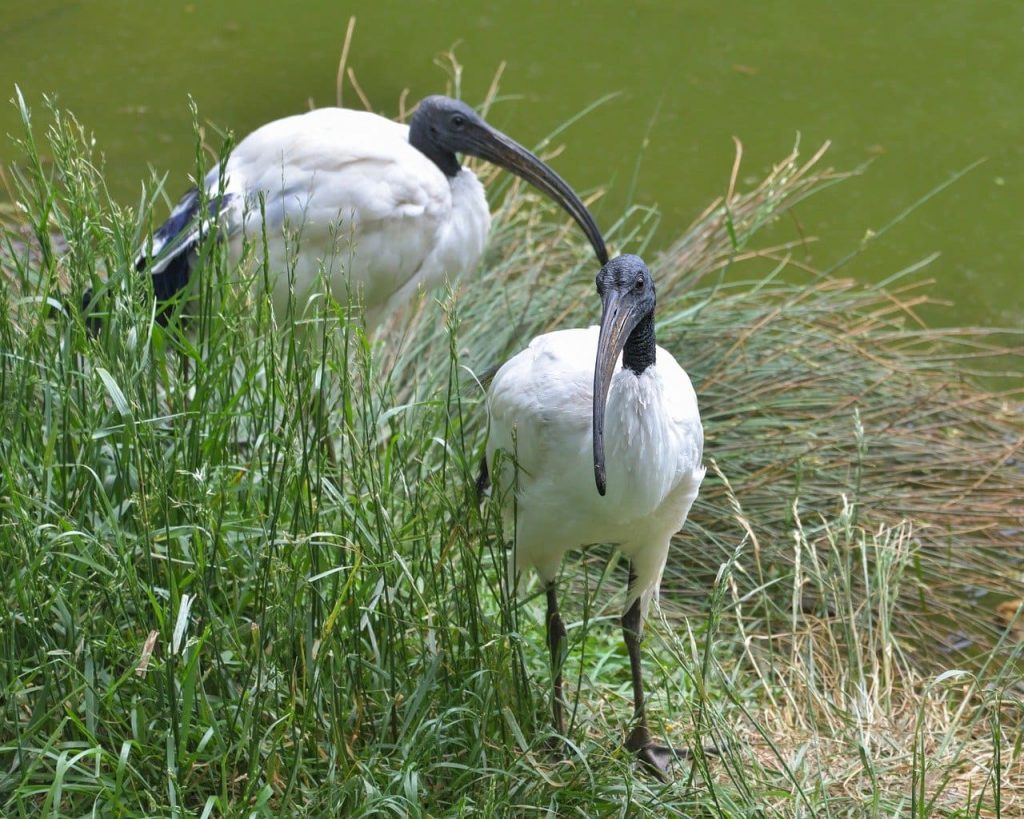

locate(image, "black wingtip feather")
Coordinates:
75 186 216 331
145 248 197 322
81 287 102 337
136 186 220 324
475 455 491 500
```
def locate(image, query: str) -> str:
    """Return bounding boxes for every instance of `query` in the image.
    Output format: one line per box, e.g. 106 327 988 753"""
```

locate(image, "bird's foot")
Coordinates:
635 743 687 780
543 732 567 757
626 726 720 781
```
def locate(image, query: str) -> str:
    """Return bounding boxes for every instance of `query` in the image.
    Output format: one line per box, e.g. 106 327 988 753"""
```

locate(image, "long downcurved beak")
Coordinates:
592 288 644 495
471 126 608 265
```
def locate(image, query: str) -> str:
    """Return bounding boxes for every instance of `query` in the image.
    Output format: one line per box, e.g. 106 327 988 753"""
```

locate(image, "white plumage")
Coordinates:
483 254 706 778
97 95 607 331
151 109 488 327
486 325 704 608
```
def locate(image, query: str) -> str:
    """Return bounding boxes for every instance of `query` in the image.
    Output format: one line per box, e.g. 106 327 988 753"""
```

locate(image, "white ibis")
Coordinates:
483 254 705 777
85 96 607 329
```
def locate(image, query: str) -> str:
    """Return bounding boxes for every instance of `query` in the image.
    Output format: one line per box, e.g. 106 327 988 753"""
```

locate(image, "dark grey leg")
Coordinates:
323 434 339 471
622 581 651 747
622 565 708 780
182 353 192 413
311 387 338 471
546 582 567 735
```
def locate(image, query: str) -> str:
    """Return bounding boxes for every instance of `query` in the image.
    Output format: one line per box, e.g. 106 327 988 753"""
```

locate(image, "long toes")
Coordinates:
634 743 722 780
543 733 568 757
635 744 676 780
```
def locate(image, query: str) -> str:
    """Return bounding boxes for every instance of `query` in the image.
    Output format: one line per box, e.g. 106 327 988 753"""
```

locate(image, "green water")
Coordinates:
2 0 1022 345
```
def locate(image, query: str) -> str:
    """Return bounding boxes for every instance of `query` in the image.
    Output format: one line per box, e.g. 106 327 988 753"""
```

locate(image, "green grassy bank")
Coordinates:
1 96 1022 817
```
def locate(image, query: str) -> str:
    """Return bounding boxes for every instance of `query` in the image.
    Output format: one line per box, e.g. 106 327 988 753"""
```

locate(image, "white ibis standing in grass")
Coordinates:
483 254 706 777
84 96 607 329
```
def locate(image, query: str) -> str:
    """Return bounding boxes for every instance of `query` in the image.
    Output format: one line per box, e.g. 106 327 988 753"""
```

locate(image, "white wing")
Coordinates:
487 328 596 496
211 108 458 317
138 107 491 326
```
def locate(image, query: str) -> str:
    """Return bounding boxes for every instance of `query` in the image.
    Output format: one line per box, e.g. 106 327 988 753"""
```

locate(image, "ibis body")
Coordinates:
113 96 607 329
486 326 703 603
484 254 705 777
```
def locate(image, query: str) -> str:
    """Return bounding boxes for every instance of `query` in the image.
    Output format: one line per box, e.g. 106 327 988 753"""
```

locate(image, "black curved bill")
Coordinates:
592 288 645 495
470 126 608 265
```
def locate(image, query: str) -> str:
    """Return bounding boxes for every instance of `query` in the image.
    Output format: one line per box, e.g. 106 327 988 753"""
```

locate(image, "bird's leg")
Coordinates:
323 434 340 472
622 566 701 780
309 378 339 473
180 349 192 414
546 582 568 737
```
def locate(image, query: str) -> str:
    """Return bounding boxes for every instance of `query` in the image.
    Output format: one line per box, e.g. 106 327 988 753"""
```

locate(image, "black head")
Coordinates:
592 254 657 495
595 253 656 321
408 96 489 177
408 95 608 265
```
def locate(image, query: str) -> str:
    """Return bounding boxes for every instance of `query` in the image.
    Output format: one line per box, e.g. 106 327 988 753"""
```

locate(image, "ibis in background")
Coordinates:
86 95 607 330
484 254 706 778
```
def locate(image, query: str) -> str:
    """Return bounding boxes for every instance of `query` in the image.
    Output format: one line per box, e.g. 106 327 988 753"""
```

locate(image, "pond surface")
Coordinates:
2 0 1021 355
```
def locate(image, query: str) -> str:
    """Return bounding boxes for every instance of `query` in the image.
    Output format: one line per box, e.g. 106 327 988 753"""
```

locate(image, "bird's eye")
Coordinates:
451 114 466 128
634 278 644 291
